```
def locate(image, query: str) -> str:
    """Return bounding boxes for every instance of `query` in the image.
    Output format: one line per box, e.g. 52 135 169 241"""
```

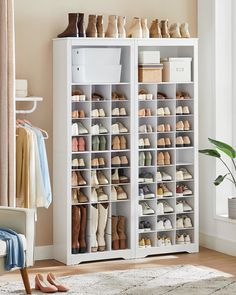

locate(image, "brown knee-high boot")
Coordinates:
72 206 81 254
112 216 119 250
117 216 127 249
79 205 87 253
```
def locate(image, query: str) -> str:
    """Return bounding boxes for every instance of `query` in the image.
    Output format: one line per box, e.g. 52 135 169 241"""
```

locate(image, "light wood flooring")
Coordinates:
1 247 236 281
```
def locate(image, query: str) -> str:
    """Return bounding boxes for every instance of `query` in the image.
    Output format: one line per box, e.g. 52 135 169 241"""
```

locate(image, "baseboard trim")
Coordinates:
200 232 236 256
35 245 53 261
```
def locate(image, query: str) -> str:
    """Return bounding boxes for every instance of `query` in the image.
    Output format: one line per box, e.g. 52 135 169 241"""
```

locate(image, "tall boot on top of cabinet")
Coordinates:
118 16 126 38
78 13 86 37
58 13 78 38
86 15 97 38
72 206 81 254
91 204 99 252
117 216 127 249
105 15 119 38
79 205 87 253
97 203 109 251
128 17 142 38
97 15 104 38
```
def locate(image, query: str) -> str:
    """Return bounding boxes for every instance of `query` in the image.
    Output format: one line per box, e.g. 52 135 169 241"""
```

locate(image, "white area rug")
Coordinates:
0 265 235 294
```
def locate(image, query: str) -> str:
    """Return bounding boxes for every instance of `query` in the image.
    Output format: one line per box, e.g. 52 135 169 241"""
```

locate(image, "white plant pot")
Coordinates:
228 196 236 219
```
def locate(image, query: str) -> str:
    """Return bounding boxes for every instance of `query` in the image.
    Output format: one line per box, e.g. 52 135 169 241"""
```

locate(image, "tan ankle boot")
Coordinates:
86 15 97 37
105 15 118 38
161 20 170 38
112 216 120 250
96 15 104 38
149 19 162 38
117 216 127 249
118 16 126 38
141 18 149 38
180 22 190 38
72 206 81 254
169 23 181 38
128 17 142 38
157 152 165 165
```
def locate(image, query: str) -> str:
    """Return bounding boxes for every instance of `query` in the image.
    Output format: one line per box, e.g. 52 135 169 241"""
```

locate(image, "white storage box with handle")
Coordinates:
162 57 192 82
72 64 122 83
138 51 160 64
72 48 121 65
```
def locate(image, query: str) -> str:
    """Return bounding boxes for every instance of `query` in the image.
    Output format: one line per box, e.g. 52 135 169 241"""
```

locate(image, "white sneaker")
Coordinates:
120 108 127 116
176 201 184 213
164 107 171 116
164 236 172 246
138 94 146 100
112 123 120 134
92 109 99 117
164 218 172 230
111 186 117 201
112 108 120 116
184 233 191 244
139 125 147 133
99 124 108 134
182 200 193 212
156 172 162 182
91 124 100 135
157 108 165 116
162 201 174 213
140 202 155 215
139 138 145 148
99 109 106 117
183 216 192 228
71 95 80 102
157 236 165 247
72 123 79 136
183 106 190 115
157 219 165 230
179 168 193 180
78 122 88 134
176 106 183 115
157 202 164 215
72 158 79 168
90 188 98 202
79 94 86 101
161 172 172 181
176 234 185 245
176 170 184 181
176 217 184 228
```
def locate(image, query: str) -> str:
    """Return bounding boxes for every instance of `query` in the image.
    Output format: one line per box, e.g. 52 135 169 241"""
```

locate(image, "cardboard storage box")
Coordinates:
162 57 192 82
138 64 163 83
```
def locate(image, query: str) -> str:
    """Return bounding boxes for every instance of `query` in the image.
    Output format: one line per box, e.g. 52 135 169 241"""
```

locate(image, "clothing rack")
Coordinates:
15 97 43 114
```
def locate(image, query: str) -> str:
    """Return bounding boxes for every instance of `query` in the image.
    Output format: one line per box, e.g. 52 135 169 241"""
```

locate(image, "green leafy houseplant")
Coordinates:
199 138 236 187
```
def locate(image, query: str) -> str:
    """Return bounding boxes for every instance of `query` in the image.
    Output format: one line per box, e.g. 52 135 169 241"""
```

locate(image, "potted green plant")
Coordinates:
199 138 236 219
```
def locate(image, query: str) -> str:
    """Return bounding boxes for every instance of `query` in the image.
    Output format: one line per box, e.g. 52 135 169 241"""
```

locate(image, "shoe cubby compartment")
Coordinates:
156 149 175 167
157 215 175 233
176 165 194 181
157 198 176 214
111 201 131 249
54 39 198 264
176 149 194 166
157 231 175 247
71 85 91 101
176 229 195 245
176 213 194 229
176 198 194 213
139 215 156 233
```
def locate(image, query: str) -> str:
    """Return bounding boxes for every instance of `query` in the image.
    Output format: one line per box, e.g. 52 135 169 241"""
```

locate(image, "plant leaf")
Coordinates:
208 138 236 158
199 149 221 158
214 174 228 186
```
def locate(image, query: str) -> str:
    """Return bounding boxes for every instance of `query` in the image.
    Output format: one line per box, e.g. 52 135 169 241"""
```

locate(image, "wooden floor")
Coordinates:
1 247 236 281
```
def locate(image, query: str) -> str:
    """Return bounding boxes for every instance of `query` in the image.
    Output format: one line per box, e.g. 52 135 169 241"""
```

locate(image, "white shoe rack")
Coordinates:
53 38 198 265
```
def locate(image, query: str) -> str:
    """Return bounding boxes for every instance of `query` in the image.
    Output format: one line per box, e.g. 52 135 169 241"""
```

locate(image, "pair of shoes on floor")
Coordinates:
157 138 171 148
138 89 153 100
112 216 127 250
157 107 171 116
71 89 86 101
169 22 190 38
91 187 108 202
111 185 128 200
128 17 149 38
72 109 86 118
157 200 174 215
139 237 152 248
91 157 105 168
176 215 193 228
176 168 193 181
112 107 127 116
91 170 109 186
35 273 69 293
139 202 155 215
112 155 129 167
72 137 86 152
112 135 127 150
157 218 172 230
176 120 190 131
92 135 106 150
156 171 172 181
176 106 190 115
112 169 129 184
92 109 106 117
72 158 85 168
157 124 171 133
176 91 191 100
139 151 152 166
72 171 87 186
139 185 155 199
176 200 193 213
157 152 171 165
157 235 172 247
157 184 173 198
176 136 191 147
72 188 88 204
176 233 191 244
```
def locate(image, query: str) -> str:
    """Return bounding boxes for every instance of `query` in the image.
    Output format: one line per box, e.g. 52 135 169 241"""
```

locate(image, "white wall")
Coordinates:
14 0 197 248
199 0 236 256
